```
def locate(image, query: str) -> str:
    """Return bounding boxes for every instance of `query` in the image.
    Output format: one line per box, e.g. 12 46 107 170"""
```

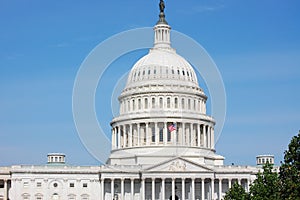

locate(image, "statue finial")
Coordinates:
159 0 165 13
157 0 168 25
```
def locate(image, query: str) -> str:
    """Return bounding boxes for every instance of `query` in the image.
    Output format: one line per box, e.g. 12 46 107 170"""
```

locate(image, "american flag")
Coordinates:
168 123 176 132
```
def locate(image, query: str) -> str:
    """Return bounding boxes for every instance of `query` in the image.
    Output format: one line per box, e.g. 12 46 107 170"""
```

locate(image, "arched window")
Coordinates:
81 194 89 200
152 98 155 108
35 193 43 200
145 98 148 109
138 99 141 109
52 193 59 200
132 99 135 111
174 98 178 109
167 97 171 108
159 97 163 108
22 193 30 200
68 194 76 200
182 98 185 109
188 99 191 110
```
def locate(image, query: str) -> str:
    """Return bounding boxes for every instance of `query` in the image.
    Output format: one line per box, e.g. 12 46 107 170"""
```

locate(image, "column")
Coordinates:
131 179 134 199
174 122 177 145
121 178 124 200
238 179 241 185
101 179 105 200
4 179 7 200
218 179 222 200
112 128 115 149
129 124 133 147
182 178 185 200
163 122 167 145
201 179 205 200
187 123 191 146
207 126 211 148
247 179 250 192
111 179 115 200
155 122 159 145
182 123 185 145
191 178 195 200
137 123 141 146
203 125 207 148
228 179 232 189
141 179 145 200
172 178 175 200
145 123 149 145
120 126 124 148
118 127 121 148
211 128 215 149
124 126 127 147
197 124 201 147
152 178 155 200
211 179 214 200
162 178 165 200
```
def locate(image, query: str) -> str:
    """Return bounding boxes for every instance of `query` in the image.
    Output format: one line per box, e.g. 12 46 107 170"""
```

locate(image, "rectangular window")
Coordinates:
159 127 163 142
151 126 155 142
36 182 42 187
23 182 29 188
69 183 75 187
83 183 88 188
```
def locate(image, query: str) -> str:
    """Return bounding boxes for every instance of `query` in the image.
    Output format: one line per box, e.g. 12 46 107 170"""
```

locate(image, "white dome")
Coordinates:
126 48 198 88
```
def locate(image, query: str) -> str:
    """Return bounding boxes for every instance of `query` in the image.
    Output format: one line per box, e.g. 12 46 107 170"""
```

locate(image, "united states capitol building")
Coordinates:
0 2 275 200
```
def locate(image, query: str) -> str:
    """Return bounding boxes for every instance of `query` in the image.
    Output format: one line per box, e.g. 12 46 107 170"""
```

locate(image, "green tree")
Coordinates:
224 182 250 200
249 162 280 200
279 131 300 200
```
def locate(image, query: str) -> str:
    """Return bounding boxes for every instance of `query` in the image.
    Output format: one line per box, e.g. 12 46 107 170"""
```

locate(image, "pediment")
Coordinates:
145 157 213 172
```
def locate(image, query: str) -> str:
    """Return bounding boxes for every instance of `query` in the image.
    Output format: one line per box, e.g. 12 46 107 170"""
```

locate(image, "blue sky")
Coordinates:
0 0 299 166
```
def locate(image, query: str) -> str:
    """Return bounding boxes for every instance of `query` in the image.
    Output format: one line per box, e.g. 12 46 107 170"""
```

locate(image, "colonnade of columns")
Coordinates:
111 122 214 150
100 177 250 200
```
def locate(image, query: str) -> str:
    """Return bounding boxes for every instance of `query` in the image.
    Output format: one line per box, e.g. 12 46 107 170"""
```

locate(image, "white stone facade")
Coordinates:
0 5 272 200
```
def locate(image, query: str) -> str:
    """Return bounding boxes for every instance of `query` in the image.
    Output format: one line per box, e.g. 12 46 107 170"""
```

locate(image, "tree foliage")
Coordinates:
224 182 250 200
279 131 300 200
249 162 280 200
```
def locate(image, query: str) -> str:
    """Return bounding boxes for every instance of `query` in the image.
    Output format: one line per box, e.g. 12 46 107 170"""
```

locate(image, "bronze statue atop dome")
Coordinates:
157 0 168 24
159 0 165 13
